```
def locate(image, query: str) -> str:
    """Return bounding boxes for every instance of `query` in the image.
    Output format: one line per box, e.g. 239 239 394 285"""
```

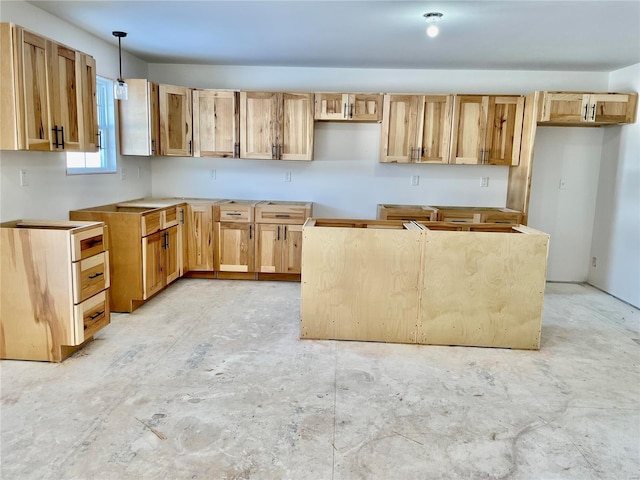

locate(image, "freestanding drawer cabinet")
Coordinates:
301 219 549 350
0 220 110 362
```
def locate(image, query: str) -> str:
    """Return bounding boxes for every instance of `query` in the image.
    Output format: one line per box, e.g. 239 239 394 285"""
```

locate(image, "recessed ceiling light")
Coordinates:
423 12 443 38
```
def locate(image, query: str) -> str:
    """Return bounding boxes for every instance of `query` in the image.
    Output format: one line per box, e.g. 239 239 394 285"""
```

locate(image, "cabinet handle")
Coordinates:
180 209 185 224
278 144 282 160
485 149 491 164
89 311 104 320
234 142 240 158
275 214 290 218
591 104 596 120
88 272 104 279
277 225 280 241
343 103 348 119
284 226 287 240
249 224 253 239
272 144 277 159
409 147 415 162
97 131 103 150
226 212 242 216
52 126 60 148
60 126 65 149
583 104 589 121
188 140 192 155
479 148 484 164
152 139 157 155
349 103 354 119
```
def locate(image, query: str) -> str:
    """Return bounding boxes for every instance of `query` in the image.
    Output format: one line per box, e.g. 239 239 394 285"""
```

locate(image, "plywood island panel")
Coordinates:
301 219 549 350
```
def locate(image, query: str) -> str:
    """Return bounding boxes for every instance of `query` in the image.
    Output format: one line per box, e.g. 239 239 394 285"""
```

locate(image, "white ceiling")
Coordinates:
25 0 640 71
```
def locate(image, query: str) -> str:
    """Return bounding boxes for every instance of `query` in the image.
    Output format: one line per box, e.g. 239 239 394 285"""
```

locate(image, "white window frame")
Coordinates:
66 76 117 175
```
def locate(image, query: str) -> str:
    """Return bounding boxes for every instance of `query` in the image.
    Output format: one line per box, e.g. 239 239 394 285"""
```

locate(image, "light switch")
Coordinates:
480 177 489 187
284 171 292 182
19 169 29 187
411 175 419 186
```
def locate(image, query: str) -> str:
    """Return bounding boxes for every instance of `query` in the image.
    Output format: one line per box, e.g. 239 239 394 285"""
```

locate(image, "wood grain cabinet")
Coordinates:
240 91 314 160
119 79 160 156
0 23 97 152
70 202 186 312
193 89 239 158
254 201 312 274
380 94 452 164
213 201 258 272
314 93 383 122
186 202 215 272
449 95 524 166
539 92 638 125
1 220 110 362
159 84 193 156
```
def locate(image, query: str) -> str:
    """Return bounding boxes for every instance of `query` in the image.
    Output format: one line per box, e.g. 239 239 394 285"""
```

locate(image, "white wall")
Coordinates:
0 1 151 221
527 127 603 282
149 63 608 220
588 63 640 307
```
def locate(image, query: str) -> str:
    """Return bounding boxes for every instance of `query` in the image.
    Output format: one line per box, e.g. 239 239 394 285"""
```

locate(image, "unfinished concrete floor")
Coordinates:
1 280 639 479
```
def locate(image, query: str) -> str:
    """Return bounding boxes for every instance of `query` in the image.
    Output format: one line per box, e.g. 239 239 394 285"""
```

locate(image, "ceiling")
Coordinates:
26 0 640 71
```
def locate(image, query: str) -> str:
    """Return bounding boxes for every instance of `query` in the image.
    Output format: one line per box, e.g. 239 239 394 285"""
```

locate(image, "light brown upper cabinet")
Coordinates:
192 89 239 158
79 54 99 152
239 91 314 161
380 94 452 164
314 93 383 122
0 23 96 152
159 84 192 156
539 92 638 125
449 95 524 166
119 79 160 156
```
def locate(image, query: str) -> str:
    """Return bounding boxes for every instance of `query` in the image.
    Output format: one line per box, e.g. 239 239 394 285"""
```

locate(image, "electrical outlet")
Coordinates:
411 175 419 186
284 171 292 182
120 167 127 181
592 256 597 267
210 169 216 179
559 178 567 190
19 169 29 187
480 177 489 187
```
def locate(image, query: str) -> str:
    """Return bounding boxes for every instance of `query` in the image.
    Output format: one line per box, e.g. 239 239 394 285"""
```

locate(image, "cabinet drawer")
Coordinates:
162 206 180 228
437 211 482 223
482 212 522 224
217 205 253 223
73 251 110 304
73 290 110 345
141 211 162 236
71 226 105 261
255 202 312 224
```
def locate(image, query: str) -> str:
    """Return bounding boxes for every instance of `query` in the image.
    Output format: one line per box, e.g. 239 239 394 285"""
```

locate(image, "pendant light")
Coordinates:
423 12 443 38
112 31 128 100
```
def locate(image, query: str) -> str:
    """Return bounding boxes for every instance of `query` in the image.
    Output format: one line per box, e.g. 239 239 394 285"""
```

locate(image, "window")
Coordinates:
66 76 117 174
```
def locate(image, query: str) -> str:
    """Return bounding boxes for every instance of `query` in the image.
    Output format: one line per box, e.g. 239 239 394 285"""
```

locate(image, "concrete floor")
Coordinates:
1 280 638 479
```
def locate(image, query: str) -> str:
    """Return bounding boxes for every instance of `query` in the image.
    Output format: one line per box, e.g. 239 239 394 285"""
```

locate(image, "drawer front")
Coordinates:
73 251 110 304
437 211 482 223
255 207 310 225
481 212 522 224
73 290 110 345
71 226 105 262
218 206 252 223
163 207 180 228
141 211 162 236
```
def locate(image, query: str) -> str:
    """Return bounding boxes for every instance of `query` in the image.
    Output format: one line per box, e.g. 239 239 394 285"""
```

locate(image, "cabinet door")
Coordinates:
164 226 180 284
589 94 637 124
282 224 303 274
142 231 165 299
159 84 192 156
19 29 54 151
80 54 98 152
349 94 383 122
214 222 254 272
379 94 420 163
193 90 238 158
178 206 188 275
485 96 524 166
417 95 452 164
279 92 314 161
240 91 278 159
315 93 349 120
540 92 590 123
187 204 214 271
256 224 282 273
119 79 160 156
50 44 82 151
449 95 488 165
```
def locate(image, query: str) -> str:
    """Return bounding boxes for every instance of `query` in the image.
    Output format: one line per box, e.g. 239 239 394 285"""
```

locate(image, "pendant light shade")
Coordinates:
112 31 128 100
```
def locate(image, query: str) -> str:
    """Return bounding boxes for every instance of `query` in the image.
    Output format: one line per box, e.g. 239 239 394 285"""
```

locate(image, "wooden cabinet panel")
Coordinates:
159 84 192 156
279 92 314 160
142 230 165 300
187 204 214 272
119 79 160 156
539 92 637 125
240 91 278 159
380 94 420 163
540 92 589 123
141 210 162 236
19 29 54 151
315 93 382 122
350 93 383 122
164 225 180 284
485 96 524 166
450 95 488 165
256 224 281 273
74 290 109 345
72 251 110 304
80 53 98 152
214 222 255 272
590 93 637 123
417 95 452 164
314 93 347 120
50 43 82 151
282 224 303 274
193 89 239 158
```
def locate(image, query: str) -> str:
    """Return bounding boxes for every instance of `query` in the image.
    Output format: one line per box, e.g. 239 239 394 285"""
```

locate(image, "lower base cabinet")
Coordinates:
255 224 303 274
142 225 179 299
214 222 255 272
0 220 111 361
301 218 549 350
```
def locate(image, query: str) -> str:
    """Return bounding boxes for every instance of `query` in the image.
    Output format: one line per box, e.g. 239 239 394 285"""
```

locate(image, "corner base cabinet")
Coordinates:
0 220 110 362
